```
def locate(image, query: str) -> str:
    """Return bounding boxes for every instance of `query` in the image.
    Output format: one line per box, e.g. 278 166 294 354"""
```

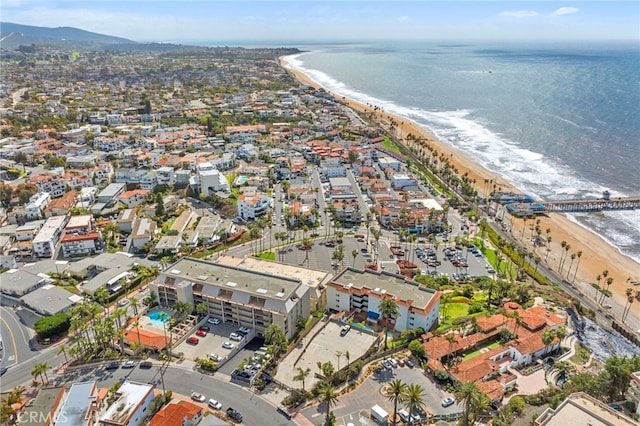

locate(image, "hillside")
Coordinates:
0 22 135 48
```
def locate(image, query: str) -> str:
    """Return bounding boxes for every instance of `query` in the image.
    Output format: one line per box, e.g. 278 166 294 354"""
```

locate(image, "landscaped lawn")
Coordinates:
257 252 275 261
462 341 502 361
442 303 469 319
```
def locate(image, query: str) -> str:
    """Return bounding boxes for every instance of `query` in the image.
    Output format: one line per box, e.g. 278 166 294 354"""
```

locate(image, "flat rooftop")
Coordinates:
216 255 329 289
100 381 153 425
164 257 302 301
66 215 92 228
535 392 638 426
331 267 437 310
57 381 97 426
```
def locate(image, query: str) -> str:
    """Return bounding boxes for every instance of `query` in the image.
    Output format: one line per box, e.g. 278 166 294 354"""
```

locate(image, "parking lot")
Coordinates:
275 320 379 389
300 355 462 425
173 319 251 365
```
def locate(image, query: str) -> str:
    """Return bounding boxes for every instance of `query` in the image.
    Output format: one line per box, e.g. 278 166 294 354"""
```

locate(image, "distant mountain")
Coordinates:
0 22 135 48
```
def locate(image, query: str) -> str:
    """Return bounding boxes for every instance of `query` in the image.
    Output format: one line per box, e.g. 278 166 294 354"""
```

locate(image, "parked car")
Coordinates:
238 326 250 335
139 361 153 369
209 353 221 362
191 392 206 403
340 325 351 336
404 358 415 368
229 332 243 341
199 325 210 332
196 329 207 337
105 361 119 370
442 396 455 407
388 358 399 368
121 360 136 369
187 336 199 345
226 407 243 423
207 317 221 325
208 399 223 410
222 341 235 349
118 299 130 307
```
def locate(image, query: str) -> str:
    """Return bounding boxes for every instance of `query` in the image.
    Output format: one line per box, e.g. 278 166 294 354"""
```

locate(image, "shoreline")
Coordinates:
280 56 640 326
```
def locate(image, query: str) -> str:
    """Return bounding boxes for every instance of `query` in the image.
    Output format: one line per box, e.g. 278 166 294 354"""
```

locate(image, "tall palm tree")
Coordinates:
57 343 69 364
379 298 399 350
402 383 425 426
455 381 490 426
293 367 311 392
558 240 567 269
130 296 140 317
445 333 458 367
335 350 343 371
385 379 407 425
623 288 635 322
319 383 339 426
94 287 110 314
572 250 583 280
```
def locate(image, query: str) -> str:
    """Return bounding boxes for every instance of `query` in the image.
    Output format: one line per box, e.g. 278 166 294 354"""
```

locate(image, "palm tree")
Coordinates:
455 381 490 426
335 350 343 371
623 288 635 322
351 249 358 266
379 298 399 350
319 383 339 426
57 343 69 364
572 250 583 280
567 253 576 278
294 367 311 392
32 362 51 385
402 383 426 426
385 379 407 425
599 270 609 304
558 240 567 269
130 296 140 317
445 333 458 367
344 350 350 368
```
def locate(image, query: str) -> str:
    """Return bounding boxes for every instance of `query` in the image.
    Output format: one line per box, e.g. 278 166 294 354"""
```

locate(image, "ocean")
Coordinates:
282 40 640 264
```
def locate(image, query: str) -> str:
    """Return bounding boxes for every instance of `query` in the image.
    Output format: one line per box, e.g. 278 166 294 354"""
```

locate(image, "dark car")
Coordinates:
0 367 7 376
139 361 153 369
226 407 243 423
105 361 120 370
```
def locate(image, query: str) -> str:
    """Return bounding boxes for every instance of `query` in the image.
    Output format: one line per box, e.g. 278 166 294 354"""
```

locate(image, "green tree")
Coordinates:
454 381 490 426
379 298 399 350
294 367 311 392
408 339 425 359
402 383 425 426
319 383 338 426
264 324 287 355
385 379 407 425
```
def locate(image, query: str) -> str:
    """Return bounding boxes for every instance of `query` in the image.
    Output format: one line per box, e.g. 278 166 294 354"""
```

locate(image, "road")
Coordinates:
55 363 293 426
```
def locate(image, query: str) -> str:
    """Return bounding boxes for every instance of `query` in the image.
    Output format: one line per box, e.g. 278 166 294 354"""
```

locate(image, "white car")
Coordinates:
118 299 130 307
208 399 222 410
442 396 455 407
222 342 235 349
191 392 206 403
207 317 221 325
238 326 251 334
209 353 221 362
229 332 243 341
121 360 136 369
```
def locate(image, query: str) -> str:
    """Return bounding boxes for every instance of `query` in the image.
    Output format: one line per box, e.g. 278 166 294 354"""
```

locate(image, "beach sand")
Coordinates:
282 57 640 324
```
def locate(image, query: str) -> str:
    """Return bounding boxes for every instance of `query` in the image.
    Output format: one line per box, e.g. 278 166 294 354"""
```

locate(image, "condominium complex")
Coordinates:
150 257 310 339
326 267 442 332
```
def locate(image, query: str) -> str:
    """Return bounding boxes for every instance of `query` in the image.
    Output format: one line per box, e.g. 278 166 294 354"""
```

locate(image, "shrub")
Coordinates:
34 312 70 338
408 339 425 358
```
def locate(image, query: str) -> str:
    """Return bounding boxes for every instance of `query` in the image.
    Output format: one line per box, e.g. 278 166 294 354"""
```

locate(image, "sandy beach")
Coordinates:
281 57 640 324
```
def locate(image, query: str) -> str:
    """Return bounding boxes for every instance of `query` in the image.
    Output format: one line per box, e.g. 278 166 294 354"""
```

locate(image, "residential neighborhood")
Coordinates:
1 41 639 426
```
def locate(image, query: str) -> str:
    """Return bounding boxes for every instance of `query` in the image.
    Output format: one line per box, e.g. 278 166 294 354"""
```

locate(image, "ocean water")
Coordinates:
283 41 640 264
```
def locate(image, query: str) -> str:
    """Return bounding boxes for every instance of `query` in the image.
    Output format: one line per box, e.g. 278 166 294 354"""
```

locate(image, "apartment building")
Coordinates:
25 192 51 220
150 257 310 340
629 371 640 416
32 215 67 258
326 267 442 333
60 215 103 258
99 381 155 426
197 161 229 196
237 191 271 221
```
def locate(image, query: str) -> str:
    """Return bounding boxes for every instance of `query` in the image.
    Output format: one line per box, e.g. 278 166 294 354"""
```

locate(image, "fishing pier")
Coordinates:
543 196 640 213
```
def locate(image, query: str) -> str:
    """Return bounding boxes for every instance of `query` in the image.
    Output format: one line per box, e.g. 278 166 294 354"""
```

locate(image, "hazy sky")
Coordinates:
2 1 638 42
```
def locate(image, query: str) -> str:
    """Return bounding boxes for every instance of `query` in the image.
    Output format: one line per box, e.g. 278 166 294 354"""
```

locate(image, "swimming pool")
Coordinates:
148 311 171 327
